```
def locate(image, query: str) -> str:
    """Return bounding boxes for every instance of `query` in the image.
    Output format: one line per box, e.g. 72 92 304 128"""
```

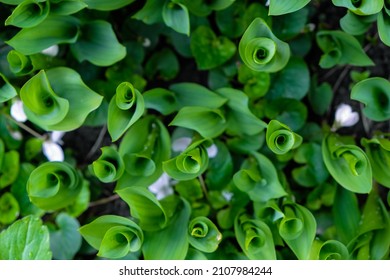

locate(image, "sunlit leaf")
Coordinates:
311 239 350 260
91 146 125 183
188 216 222 253
0 215 51 260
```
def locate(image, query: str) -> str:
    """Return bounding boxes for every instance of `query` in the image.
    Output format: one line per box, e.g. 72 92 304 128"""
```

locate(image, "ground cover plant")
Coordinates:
0 0 389 260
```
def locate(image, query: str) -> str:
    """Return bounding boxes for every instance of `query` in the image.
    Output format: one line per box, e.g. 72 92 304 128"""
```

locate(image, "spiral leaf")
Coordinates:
0 73 17 103
27 161 83 211
7 50 34 76
117 116 171 189
351 77 390 121
188 216 222 253
279 202 316 260
91 146 125 183
20 67 103 131
234 212 276 260
322 133 372 193
266 120 302 155
239 18 290 72
108 82 145 141
163 138 211 181
5 0 50 28
233 152 286 202
318 240 349 260
332 0 384 15
79 215 143 259
361 135 390 188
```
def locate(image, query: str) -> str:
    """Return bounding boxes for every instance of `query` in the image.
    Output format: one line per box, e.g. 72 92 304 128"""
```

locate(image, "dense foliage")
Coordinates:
0 0 389 260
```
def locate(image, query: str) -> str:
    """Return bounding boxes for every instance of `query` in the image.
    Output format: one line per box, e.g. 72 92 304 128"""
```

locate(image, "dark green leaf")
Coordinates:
0 192 19 225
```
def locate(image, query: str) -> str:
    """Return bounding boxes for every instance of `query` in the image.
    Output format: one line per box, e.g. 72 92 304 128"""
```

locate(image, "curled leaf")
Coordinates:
233 152 286 202
0 73 17 103
351 77 390 121
108 82 145 141
332 0 384 15
27 161 83 210
322 133 372 193
20 68 103 131
188 216 222 253
234 212 276 260
91 146 125 183
79 215 143 259
162 1 190 35
163 138 211 181
5 0 50 28
239 18 290 72
0 192 20 225
313 240 350 260
144 88 179 115
7 50 34 76
266 120 302 155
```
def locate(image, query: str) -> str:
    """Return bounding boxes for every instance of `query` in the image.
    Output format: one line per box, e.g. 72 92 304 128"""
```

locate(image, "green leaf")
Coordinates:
70 20 126 66
332 0 384 15
233 152 286 202
0 192 19 225
169 83 227 109
5 0 50 28
237 64 270 99
117 116 171 189
6 50 34 76
79 215 143 259
308 79 333 116
322 133 372 194
215 88 267 135
27 161 83 211
143 198 191 260
311 239 350 260
340 11 376 36
188 216 222 253
163 138 210 181
51 0 88 15
279 202 316 260
190 25 236 70
266 120 302 155
83 0 136 11
0 150 20 189
6 15 80 55
170 107 227 139
234 212 276 260
181 0 235 17
205 140 233 190
116 186 170 231
266 57 310 100
361 135 390 188
269 0 311 16
65 180 90 217
49 213 82 260
378 9 390 47
144 88 179 115
91 146 125 183
351 77 390 121
272 7 310 41
132 0 163 24
0 215 52 260
239 17 290 73
107 82 145 141
162 1 190 35
0 73 17 103
316 30 374 68
20 67 103 131
145 48 179 81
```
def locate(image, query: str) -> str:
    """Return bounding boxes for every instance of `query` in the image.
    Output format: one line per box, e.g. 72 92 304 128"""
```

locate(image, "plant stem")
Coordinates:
86 125 107 159
88 194 120 207
5 114 46 140
198 175 209 200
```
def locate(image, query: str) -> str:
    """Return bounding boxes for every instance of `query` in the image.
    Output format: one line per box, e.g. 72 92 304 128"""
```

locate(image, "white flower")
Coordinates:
142 38 151 48
265 0 270 7
333 103 359 130
10 100 27 122
206 144 218 158
172 137 192 152
148 173 173 200
42 131 65 162
41 45 59 57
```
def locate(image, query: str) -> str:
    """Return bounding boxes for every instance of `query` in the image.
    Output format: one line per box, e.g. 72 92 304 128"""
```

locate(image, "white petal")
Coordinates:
43 142 64 162
172 137 192 152
335 103 359 127
142 38 151 47
10 130 23 140
222 191 233 202
265 0 270 6
148 173 172 200
207 144 218 158
10 100 27 122
41 45 59 57
50 131 65 144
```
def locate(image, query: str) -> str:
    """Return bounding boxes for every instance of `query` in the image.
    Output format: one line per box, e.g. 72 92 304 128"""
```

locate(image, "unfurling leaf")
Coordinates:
0 73 17 103
233 152 286 202
266 120 302 155
311 239 349 260
351 77 390 121
322 133 372 193
239 18 290 72
361 134 390 188
20 68 103 131
27 161 83 210
332 0 384 15
278 202 316 260
91 146 125 183
108 82 145 141
5 0 50 28
188 216 222 253
79 215 143 259
0 215 52 260
234 212 276 260
269 0 311 16
163 138 211 181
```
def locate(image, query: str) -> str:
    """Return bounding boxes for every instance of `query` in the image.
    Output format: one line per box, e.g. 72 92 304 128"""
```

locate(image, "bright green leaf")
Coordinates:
0 150 20 189
5 0 50 28
0 73 17 103
91 146 125 183
266 120 302 155
269 0 311 16
143 88 179 115
0 192 19 225
162 1 190 35
332 0 384 15
188 216 222 253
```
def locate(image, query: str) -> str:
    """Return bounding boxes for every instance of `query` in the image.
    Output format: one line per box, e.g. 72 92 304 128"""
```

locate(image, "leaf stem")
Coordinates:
88 194 120 208
86 125 107 160
5 114 46 140
198 175 209 200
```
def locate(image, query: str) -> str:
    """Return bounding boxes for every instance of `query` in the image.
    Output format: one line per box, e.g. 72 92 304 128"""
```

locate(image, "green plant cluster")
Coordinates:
0 0 389 260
